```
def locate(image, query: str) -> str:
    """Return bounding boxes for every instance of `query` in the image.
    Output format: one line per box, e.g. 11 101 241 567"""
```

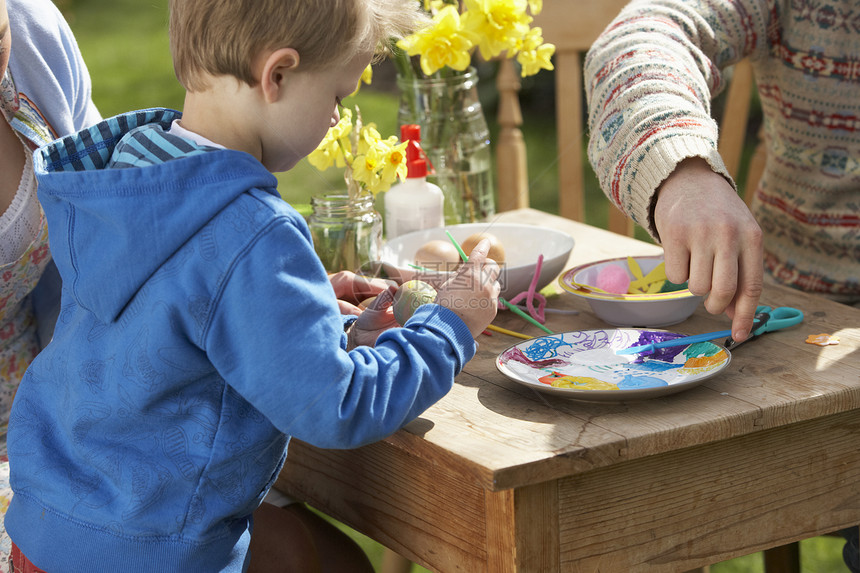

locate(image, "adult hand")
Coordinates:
329 270 392 316
654 158 763 342
433 239 501 338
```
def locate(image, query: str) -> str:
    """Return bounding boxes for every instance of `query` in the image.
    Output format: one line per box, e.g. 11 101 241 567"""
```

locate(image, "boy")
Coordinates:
5 0 500 571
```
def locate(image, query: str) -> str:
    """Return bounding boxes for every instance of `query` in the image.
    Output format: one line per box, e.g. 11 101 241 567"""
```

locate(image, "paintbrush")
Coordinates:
614 329 733 355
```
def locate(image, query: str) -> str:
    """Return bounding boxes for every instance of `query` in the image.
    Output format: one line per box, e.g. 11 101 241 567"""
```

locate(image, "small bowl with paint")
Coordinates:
558 255 702 327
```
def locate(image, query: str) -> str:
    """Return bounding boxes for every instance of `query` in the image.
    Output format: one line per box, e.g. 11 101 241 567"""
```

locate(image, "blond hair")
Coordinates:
169 0 426 91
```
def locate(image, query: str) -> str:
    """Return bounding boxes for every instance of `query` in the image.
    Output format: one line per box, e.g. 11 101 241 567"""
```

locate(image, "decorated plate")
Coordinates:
496 329 731 401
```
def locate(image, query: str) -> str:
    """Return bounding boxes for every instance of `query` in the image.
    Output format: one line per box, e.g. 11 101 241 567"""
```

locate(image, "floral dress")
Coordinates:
0 69 57 568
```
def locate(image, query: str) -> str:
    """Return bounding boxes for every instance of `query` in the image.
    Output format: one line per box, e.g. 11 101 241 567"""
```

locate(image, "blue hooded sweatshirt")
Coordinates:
6 109 476 572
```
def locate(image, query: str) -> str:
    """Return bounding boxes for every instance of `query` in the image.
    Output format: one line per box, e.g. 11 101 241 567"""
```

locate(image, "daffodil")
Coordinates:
356 124 383 156
350 65 374 96
352 138 410 196
460 0 532 61
310 106 406 197
330 107 353 141
397 5 478 75
395 0 553 79
516 28 555 77
380 141 409 184
308 109 353 171
360 65 373 87
423 0 447 12
351 145 384 191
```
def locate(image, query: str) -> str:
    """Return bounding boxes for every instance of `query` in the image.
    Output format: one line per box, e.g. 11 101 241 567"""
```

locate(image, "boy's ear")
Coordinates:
259 47 301 103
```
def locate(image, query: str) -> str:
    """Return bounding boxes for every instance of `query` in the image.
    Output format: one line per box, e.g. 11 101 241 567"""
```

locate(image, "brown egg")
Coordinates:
414 240 462 271
461 232 505 263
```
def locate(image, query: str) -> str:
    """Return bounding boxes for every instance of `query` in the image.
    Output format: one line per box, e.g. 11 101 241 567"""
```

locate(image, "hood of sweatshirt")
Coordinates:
34 108 278 323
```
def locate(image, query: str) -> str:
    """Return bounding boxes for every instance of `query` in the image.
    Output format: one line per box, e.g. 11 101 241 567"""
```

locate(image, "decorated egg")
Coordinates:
392 280 437 325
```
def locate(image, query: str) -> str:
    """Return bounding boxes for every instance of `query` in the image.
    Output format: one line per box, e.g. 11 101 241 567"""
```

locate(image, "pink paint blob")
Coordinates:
595 264 631 294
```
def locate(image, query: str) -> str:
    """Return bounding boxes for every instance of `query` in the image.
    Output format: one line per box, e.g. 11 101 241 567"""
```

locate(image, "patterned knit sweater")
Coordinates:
585 0 860 299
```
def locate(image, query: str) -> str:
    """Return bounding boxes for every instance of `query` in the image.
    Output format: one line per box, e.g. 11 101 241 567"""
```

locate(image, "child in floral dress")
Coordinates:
0 0 100 567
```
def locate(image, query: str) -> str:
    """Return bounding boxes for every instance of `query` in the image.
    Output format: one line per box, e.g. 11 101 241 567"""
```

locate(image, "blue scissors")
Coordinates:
724 305 804 350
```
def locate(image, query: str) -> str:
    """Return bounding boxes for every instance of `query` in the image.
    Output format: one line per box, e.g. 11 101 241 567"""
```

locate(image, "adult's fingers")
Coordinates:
702 248 739 316
726 243 764 342
661 239 691 287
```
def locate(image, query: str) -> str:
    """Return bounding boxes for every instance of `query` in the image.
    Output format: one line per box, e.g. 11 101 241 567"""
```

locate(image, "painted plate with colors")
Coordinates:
496 329 731 401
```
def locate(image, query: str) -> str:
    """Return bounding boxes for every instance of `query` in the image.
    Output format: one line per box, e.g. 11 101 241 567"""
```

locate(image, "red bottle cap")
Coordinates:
400 124 428 178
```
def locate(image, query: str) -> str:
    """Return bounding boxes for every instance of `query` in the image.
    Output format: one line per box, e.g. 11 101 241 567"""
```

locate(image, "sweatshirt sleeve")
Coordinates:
584 0 770 238
203 214 476 449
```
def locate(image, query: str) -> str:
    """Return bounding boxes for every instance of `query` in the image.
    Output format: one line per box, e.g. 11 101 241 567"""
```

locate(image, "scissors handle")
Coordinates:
753 305 804 335
725 305 804 350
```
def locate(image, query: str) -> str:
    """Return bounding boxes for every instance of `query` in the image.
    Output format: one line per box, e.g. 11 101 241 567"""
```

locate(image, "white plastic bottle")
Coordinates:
384 124 444 239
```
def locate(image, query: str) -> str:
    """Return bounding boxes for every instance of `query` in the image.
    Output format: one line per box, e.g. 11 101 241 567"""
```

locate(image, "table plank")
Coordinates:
276 440 490 572
555 409 860 571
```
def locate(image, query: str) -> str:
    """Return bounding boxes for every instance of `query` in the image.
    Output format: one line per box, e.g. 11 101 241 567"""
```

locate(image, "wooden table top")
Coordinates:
277 208 860 571
381 208 860 492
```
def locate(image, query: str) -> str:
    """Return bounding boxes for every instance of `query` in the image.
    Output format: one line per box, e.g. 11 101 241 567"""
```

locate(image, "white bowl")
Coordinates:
380 223 574 299
559 255 702 327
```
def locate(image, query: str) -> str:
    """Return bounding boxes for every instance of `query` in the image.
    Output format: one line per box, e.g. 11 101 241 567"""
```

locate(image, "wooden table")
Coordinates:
275 208 860 572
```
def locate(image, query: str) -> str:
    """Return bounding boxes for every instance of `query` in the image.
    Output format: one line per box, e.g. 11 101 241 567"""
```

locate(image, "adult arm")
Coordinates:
584 0 768 340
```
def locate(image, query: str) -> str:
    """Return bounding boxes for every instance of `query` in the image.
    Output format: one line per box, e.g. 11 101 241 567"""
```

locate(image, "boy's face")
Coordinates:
263 50 373 172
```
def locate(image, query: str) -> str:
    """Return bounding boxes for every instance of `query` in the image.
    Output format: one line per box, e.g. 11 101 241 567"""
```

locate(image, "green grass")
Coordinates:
59 1 849 570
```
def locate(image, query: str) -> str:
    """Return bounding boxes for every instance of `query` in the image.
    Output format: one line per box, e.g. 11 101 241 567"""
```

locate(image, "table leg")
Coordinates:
485 482 559 572
763 543 800 572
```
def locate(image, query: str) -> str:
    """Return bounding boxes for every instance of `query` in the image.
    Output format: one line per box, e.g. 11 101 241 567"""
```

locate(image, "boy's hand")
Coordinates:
349 285 399 348
654 158 764 342
433 239 501 338
329 270 392 316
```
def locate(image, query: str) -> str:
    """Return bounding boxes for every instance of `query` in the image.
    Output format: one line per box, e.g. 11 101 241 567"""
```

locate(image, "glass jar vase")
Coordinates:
396 67 495 225
308 192 382 273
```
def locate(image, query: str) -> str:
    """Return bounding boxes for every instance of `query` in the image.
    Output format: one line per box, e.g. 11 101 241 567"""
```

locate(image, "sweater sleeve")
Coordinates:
584 0 770 238
203 215 476 449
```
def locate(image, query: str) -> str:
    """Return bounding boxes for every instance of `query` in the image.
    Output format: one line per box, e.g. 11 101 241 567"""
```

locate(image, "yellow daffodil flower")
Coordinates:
516 28 555 77
351 145 385 192
310 107 406 196
350 65 374 96
380 141 409 184
357 124 383 156
424 0 447 12
397 5 478 75
308 109 353 170
360 65 373 86
460 0 532 61
331 107 353 140
307 145 339 172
